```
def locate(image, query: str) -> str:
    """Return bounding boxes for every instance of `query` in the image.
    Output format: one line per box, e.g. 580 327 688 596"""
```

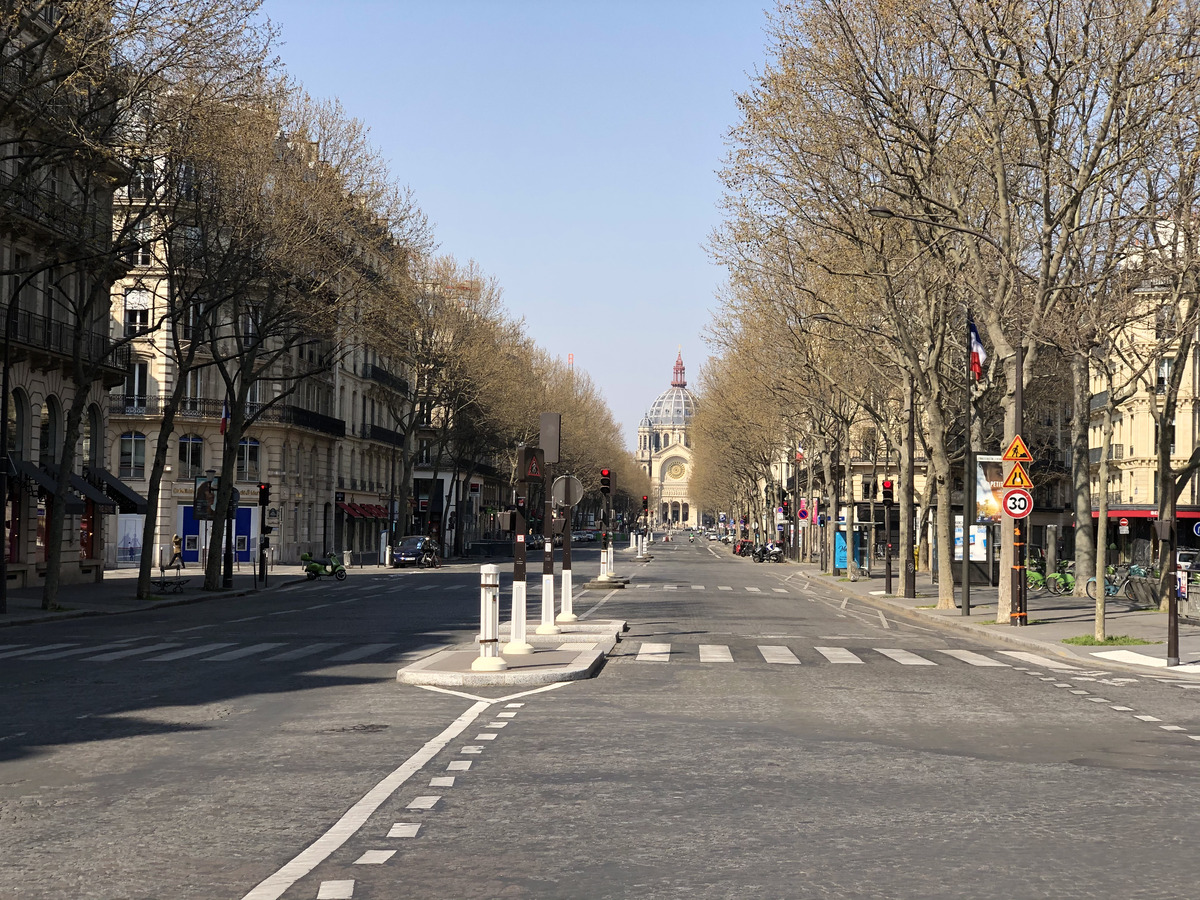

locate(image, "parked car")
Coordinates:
1178 549 1199 571
392 536 432 568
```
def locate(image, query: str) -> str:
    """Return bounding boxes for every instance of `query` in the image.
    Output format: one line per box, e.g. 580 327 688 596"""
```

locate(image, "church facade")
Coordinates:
636 352 697 528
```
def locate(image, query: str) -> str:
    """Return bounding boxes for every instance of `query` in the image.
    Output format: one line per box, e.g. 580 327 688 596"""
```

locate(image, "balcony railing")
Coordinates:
1088 445 1124 464
366 423 404 446
109 394 346 438
363 363 409 395
6 306 128 378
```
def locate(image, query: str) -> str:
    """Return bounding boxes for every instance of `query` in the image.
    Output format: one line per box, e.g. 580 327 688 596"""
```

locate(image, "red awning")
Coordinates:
337 501 364 518
1091 509 1200 519
367 504 385 518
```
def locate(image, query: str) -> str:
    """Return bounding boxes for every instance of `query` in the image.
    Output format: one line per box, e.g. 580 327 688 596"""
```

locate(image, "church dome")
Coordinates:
646 351 697 427
648 386 696 427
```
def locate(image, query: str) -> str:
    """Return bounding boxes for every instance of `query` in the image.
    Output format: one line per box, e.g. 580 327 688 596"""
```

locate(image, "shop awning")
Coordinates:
68 473 115 510
12 459 84 514
366 504 386 518
349 503 373 518
1092 508 1200 518
336 501 364 518
86 467 148 515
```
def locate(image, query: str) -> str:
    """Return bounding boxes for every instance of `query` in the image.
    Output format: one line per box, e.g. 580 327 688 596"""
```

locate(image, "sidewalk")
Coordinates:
0 562 351 626
791 560 1200 678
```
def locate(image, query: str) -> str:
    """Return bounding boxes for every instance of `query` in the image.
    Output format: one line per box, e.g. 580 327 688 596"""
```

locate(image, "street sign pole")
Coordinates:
884 500 893 595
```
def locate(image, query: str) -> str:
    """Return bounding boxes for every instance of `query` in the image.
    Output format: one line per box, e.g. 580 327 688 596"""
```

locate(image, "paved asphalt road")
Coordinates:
5 542 1200 899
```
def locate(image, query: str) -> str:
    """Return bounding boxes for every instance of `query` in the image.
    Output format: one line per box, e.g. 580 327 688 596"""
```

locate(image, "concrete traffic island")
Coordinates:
397 637 615 687
499 617 627 645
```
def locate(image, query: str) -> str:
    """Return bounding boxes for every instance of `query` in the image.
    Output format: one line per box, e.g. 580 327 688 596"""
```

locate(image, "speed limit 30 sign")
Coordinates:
1003 488 1034 518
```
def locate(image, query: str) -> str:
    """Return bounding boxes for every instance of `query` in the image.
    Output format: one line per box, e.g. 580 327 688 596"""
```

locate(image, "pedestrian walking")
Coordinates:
167 533 184 570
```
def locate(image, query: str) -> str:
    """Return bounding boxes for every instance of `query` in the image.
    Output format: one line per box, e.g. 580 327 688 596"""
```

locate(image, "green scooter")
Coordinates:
301 551 347 581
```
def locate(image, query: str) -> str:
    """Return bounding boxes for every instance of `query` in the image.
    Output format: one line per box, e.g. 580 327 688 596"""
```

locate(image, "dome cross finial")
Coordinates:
672 350 686 388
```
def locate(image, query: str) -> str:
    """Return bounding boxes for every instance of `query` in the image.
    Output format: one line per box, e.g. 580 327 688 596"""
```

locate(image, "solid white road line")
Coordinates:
814 646 863 664
875 648 937 666
935 649 1010 667
997 651 1080 670
758 645 801 665
266 643 343 661
85 642 181 661
241 700 489 900
698 644 734 663
204 643 286 661
149 643 237 661
636 642 671 662
326 643 395 662
877 611 890 629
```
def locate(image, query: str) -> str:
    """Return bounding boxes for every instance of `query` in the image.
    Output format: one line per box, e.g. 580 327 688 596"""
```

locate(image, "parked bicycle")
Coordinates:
1045 560 1076 595
1085 563 1148 601
1026 555 1048 594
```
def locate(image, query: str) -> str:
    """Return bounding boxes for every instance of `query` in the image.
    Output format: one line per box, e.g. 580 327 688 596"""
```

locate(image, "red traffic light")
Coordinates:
882 479 894 489
600 468 610 477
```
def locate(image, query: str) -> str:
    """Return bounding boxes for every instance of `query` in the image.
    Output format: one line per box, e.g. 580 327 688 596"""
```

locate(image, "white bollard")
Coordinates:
607 544 617 579
557 567 576 623
537 538 560 634
472 564 507 671
504 578 534 654
630 532 636 550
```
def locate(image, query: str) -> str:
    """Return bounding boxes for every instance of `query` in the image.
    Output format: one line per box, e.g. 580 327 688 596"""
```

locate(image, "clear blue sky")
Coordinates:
261 0 772 449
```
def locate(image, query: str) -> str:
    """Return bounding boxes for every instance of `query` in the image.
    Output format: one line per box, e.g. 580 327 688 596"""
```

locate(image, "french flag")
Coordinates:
969 319 987 381
219 400 229 435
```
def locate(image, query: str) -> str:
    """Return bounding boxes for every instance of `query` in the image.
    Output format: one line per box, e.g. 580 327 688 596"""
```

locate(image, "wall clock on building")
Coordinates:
668 462 685 479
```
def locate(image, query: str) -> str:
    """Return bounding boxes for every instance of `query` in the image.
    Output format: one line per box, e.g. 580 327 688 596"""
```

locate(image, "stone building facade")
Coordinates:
636 352 697 528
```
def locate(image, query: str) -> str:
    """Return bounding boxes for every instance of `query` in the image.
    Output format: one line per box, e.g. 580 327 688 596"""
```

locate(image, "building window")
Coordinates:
128 160 154 199
124 361 148 411
237 438 260 481
124 290 151 337
119 432 146 479
181 369 202 414
178 435 203 478
126 220 153 267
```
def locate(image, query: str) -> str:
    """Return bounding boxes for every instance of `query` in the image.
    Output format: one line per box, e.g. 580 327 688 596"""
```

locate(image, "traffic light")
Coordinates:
600 468 611 495
642 495 649 511
782 499 790 518
258 482 270 505
882 479 894 504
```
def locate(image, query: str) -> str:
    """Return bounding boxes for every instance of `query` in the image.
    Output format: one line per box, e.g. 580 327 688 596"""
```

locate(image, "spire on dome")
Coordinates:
671 350 686 388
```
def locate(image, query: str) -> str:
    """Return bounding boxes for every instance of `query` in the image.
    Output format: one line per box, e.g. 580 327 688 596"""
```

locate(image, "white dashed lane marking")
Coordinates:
354 851 395 865
316 881 354 900
636 642 671 662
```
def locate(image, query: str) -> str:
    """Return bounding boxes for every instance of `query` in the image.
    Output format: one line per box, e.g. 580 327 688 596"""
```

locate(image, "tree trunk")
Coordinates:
1071 356 1096 599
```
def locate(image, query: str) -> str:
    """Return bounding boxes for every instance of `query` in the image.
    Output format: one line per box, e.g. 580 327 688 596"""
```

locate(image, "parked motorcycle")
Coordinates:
753 543 784 563
301 551 348 581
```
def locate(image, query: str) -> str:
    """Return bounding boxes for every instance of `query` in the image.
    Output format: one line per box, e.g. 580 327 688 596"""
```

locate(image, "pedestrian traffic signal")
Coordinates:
600 468 611 495
258 482 271 505
642 495 649 511
882 479 894 504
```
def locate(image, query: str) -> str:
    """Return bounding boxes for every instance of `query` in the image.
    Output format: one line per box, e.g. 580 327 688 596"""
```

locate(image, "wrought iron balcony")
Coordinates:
109 394 346 438
1088 445 1124 465
6 306 128 386
363 363 409 395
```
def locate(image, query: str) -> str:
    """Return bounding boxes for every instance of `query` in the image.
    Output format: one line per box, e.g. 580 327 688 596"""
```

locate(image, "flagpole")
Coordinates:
962 311 974 617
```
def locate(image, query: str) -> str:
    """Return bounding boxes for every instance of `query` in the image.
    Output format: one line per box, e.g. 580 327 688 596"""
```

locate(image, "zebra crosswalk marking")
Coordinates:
691 585 705 590
24 641 136 660
718 586 733 591
267 642 343 661
86 642 182 661
698 644 734 663
997 650 1079 670
772 588 788 593
814 646 863 664
745 587 762 593
875 648 938 666
203 642 287 661
758 645 801 665
149 643 237 661
663 585 678 591
416 585 436 592
0 643 76 659
636 642 671 662
935 649 1010 667
326 643 396 662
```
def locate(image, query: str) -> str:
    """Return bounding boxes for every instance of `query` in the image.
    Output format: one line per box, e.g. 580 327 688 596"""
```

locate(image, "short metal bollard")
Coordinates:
472 564 507 671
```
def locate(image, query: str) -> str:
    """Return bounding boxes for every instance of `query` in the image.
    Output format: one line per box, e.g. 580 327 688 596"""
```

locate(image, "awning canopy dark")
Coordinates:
12 458 84 514
86 467 148 515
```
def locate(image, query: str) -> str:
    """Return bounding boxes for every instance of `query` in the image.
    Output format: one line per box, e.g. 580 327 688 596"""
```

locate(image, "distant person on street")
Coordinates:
168 533 184 569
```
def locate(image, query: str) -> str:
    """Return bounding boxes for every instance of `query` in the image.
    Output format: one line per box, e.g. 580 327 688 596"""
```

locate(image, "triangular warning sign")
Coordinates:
1001 434 1034 463
1002 462 1033 489
527 457 541 479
